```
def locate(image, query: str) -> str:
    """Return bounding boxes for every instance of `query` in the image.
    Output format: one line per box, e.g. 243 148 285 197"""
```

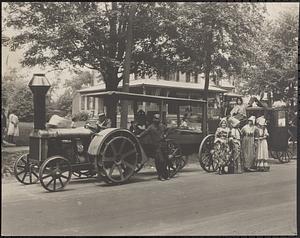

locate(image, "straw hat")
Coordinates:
228 117 240 128
153 114 160 122
248 115 256 124
257 116 267 126
219 117 228 127
98 113 105 118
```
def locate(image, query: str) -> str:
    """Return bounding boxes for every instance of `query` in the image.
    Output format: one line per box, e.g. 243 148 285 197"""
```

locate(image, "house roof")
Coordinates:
224 92 243 98
219 80 235 89
81 91 206 105
78 78 226 94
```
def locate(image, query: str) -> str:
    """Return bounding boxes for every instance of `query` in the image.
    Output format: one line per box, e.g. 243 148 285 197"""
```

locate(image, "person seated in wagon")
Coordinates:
180 113 189 129
230 97 247 122
84 112 111 132
95 113 111 130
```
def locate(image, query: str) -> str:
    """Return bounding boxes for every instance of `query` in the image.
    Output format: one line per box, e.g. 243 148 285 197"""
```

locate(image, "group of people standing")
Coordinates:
212 98 270 175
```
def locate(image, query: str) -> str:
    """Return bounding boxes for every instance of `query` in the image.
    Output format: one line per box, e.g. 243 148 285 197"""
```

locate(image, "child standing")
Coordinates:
255 116 270 172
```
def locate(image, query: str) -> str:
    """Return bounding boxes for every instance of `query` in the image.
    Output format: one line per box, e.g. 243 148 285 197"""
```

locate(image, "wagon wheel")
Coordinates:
270 150 291 163
198 134 218 172
288 136 297 159
178 156 189 170
270 151 283 160
97 136 138 184
72 170 96 179
39 156 72 192
166 141 183 178
134 162 144 174
13 154 39 185
278 151 292 163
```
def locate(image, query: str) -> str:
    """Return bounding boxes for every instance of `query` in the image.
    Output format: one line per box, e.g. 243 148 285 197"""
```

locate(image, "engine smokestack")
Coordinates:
28 74 51 130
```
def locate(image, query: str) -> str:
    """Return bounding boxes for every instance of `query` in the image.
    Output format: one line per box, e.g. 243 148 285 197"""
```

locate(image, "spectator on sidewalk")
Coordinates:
2 108 7 144
7 111 19 144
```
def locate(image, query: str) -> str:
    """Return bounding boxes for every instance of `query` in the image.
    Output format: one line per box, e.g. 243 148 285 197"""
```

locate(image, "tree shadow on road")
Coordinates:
69 177 97 185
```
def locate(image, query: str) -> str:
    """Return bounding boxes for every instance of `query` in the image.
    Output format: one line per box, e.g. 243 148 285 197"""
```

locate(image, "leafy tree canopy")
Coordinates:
2 70 34 122
240 10 298 104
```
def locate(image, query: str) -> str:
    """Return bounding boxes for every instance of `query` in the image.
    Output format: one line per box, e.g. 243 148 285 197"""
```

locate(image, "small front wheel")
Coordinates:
166 141 183 178
39 156 72 192
14 154 39 185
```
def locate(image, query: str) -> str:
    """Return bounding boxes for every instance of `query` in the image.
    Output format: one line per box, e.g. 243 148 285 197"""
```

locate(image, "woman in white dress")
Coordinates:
255 116 270 172
7 112 19 144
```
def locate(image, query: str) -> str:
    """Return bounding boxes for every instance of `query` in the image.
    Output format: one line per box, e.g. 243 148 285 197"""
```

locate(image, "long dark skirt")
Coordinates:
230 140 243 173
241 136 256 170
213 141 230 169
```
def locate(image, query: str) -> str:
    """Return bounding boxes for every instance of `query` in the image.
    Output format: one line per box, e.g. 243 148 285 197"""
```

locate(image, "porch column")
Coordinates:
78 94 81 112
142 85 146 112
133 101 138 121
159 100 164 123
166 90 170 116
84 96 88 111
95 97 99 114
188 93 192 112
98 97 104 113
177 104 180 127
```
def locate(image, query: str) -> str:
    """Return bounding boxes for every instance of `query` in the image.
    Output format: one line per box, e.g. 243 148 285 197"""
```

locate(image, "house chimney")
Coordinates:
28 74 51 130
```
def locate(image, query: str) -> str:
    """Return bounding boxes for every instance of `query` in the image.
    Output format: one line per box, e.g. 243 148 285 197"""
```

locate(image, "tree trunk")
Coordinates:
104 69 119 127
202 53 212 136
202 67 210 136
202 31 213 136
120 3 135 129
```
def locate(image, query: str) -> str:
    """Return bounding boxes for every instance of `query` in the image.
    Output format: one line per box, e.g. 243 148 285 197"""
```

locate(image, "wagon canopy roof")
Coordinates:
81 91 206 105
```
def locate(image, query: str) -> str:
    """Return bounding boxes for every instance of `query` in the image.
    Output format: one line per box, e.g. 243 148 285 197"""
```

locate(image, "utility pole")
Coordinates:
120 3 136 128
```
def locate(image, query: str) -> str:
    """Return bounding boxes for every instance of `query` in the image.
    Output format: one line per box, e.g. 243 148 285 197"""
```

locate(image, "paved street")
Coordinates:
1 159 297 236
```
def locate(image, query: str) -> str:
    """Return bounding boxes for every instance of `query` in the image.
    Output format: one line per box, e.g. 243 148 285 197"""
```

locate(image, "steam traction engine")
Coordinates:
13 74 181 192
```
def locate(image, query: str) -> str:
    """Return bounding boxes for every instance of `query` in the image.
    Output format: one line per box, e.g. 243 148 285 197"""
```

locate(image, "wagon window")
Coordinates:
276 110 286 127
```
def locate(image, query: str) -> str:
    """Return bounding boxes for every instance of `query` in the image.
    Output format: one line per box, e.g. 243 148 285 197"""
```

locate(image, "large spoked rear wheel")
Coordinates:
39 156 72 192
166 141 183 178
14 154 39 185
270 150 291 163
198 134 218 172
97 136 138 185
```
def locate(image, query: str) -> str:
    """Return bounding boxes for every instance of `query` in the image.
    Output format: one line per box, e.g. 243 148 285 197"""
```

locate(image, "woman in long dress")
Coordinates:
241 116 258 172
228 117 243 174
7 112 19 144
213 118 231 175
255 116 270 172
